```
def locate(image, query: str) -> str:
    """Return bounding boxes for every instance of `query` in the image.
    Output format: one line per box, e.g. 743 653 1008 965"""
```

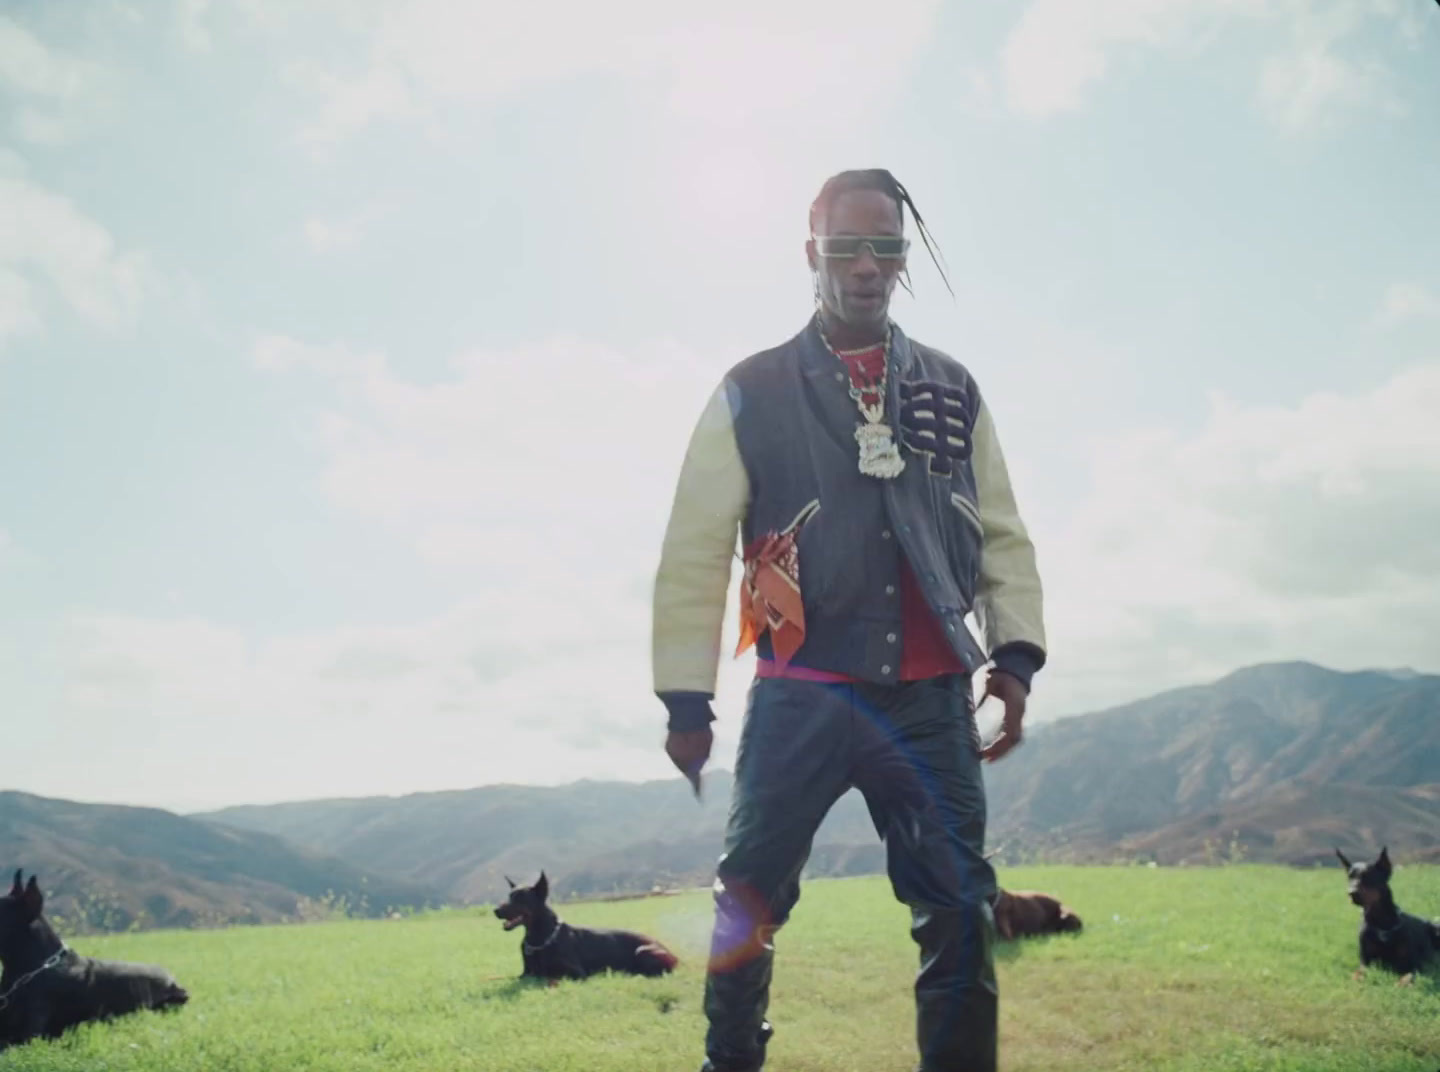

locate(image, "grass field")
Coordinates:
3 865 1437 1071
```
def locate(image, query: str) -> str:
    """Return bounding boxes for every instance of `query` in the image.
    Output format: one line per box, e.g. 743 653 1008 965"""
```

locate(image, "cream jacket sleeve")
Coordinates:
970 398 1047 686
652 380 751 698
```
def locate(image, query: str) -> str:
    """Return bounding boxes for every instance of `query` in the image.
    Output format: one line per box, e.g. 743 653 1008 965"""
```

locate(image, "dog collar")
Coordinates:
0 946 67 1011
522 922 563 954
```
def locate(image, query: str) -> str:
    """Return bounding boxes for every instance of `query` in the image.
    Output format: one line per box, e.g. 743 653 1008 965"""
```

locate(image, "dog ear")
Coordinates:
1335 848 1352 870
21 875 43 918
9 869 22 897
505 875 515 890
535 871 548 901
1377 846 1391 877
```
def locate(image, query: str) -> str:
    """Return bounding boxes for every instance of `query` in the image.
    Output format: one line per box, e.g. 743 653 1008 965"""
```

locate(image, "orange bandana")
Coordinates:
735 500 821 669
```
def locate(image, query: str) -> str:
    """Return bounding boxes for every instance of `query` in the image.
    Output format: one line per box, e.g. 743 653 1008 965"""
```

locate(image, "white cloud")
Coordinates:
1001 0 1405 128
287 59 417 149
1254 2 1399 131
234 0 370 37
301 205 386 253
174 0 213 53
252 332 729 585
0 268 40 344
252 333 383 378
286 0 941 147
38 324 757 801
177 329 765 804
15 107 70 145
1036 360 1440 717
1377 282 1440 327
0 14 108 144
1001 0 1266 118
1256 43 1377 129
0 159 148 348
0 15 94 99
50 579 757 808
40 332 707 806
302 217 362 253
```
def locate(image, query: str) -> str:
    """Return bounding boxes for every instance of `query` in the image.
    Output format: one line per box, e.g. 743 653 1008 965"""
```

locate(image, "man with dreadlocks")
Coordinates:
652 169 1046 1072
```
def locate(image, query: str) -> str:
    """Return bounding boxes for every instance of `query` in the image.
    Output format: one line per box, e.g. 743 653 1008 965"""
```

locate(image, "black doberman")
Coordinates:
1335 847 1439 985
0 870 188 1052
492 871 678 982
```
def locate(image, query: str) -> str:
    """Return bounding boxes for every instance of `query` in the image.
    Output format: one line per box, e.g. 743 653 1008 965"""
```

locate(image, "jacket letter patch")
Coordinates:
899 381 973 476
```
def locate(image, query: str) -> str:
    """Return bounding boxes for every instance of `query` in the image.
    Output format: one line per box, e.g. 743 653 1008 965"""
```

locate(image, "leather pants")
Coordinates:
702 674 998 1072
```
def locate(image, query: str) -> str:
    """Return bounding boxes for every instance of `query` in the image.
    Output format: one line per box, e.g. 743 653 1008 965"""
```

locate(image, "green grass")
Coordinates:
4 866 1438 1071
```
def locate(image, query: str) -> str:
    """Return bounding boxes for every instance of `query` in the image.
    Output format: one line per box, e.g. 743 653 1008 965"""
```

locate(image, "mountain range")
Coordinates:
981 662 1440 866
4 661 1436 931
0 791 440 932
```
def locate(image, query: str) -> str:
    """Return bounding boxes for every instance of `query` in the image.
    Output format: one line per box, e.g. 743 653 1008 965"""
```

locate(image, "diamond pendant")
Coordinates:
855 422 906 479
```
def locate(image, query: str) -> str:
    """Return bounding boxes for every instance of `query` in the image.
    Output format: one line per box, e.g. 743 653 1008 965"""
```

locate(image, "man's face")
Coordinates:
808 189 907 331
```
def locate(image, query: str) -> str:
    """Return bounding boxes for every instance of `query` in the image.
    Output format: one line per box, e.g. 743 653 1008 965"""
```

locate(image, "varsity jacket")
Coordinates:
652 314 1046 731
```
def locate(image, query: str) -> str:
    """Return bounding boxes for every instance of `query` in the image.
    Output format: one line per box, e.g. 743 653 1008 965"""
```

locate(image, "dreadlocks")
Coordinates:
808 169 954 298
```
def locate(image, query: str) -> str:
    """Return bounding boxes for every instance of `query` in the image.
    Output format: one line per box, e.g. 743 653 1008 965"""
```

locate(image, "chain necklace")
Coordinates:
817 317 906 480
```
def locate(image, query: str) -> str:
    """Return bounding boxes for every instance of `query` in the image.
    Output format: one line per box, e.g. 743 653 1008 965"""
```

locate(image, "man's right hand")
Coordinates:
665 727 713 797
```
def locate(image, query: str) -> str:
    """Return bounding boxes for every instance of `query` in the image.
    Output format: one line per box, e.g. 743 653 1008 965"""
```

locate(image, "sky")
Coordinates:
2 0 1438 813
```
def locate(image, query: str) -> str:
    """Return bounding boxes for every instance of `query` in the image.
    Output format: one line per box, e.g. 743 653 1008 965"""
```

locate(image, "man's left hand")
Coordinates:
979 670 1028 763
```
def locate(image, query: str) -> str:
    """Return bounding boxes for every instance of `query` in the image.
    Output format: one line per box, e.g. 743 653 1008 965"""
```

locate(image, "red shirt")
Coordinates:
754 343 970 684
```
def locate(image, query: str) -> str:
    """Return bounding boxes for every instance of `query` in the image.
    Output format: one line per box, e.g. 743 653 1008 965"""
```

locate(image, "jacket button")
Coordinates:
886 632 897 643
881 665 892 675
885 585 896 595
881 530 892 540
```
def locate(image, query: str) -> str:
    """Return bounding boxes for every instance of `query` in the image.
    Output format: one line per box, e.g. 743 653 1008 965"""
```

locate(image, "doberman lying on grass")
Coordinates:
1336 847 1439 986
493 871 678 982
992 888 1083 941
0 870 188 1052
